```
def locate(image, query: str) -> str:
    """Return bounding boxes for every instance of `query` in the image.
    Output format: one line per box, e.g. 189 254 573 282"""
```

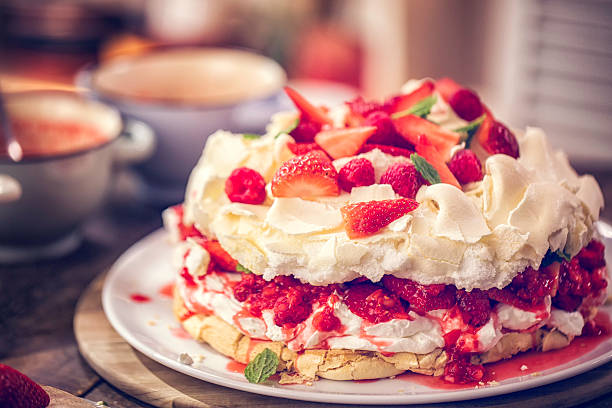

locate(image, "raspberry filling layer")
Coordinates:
169 206 608 384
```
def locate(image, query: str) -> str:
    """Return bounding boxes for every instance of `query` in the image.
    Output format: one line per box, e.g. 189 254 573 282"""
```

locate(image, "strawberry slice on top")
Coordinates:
314 126 376 159
271 150 340 198
360 143 414 157
191 236 239 272
284 86 333 126
386 80 435 115
414 134 461 189
435 77 462 102
341 199 419 239
393 114 460 159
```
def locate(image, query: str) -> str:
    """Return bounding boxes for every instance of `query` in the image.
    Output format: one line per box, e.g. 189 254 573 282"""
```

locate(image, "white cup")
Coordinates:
76 47 287 205
0 91 155 262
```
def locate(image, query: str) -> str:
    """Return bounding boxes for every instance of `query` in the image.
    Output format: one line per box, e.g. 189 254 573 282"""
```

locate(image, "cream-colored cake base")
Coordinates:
173 289 575 382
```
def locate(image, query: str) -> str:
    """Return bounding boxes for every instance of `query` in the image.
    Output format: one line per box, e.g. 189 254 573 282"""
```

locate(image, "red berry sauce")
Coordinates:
129 293 151 303
344 283 409 324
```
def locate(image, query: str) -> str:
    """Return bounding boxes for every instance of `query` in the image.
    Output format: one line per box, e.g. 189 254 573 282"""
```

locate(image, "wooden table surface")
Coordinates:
2 168 612 408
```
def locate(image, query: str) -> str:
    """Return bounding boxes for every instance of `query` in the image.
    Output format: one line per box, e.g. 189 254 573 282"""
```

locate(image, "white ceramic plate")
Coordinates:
102 225 612 405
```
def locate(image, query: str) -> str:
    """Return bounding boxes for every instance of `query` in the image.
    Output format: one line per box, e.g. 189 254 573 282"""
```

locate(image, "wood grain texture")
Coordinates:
75 273 612 408
45 386 95 408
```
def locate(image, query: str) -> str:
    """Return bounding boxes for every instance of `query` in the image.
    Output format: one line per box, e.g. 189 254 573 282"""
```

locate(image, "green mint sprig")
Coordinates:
410 153 441 185
243 133 261 140
541 248 572 267
454 114 485 147
391 95 437 119
236 263 252 274
244 348 279 384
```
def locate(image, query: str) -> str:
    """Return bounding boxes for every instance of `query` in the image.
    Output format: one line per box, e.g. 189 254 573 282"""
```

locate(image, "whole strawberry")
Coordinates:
0 364 50 408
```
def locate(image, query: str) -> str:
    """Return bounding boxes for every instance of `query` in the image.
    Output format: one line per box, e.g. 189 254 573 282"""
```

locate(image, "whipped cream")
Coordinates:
495 297 551 331
180 81 603 290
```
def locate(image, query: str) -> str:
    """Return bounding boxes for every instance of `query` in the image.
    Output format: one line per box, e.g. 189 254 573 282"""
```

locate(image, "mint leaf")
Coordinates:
275 117 299 139
541 248 571 267
243 133 261 140
391 95 437 119
244 348 279 384
555 249 571 262
410 153 441 185
236 263 252 274
454 114 485 147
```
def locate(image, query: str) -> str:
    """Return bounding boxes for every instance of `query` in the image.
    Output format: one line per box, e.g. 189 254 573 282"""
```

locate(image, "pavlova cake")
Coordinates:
163 78 607 384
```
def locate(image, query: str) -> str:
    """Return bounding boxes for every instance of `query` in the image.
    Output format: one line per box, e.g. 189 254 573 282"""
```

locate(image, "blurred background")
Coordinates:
0 0 611 201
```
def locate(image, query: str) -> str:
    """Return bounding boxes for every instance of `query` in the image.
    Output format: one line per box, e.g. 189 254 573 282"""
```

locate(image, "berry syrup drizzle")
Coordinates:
129 293 151 303
159 282 175 298
226 360 247 374
400 311 611 389
169 326 192 339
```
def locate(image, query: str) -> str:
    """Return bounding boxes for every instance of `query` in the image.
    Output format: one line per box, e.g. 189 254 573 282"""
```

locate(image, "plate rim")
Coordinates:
101 225 612 405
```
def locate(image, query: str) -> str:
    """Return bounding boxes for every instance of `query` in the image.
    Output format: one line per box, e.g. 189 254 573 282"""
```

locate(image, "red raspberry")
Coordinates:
361 144 414 157
341 199 419 238
363 111 399 145
289 118 321 143
456 289 491 327
382 276 456 313
484 121 519 159
338 158 375 192
448 89 483 121
552 292 582 312
287 141 325 156
233 273 266 302
577 240 606 270
344 283 407 323
225 167 266 205
346 96 384 117
273 286 312 327
312 306 341 332
488 264 559 310
0 363 50 408
582 320 608 336
443 355 484 384
447 149 483 184
380 162 426 199
591 267 609 293
553 257 594 312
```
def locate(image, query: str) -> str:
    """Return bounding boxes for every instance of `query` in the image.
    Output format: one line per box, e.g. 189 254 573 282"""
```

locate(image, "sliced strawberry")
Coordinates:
435 77 462 102
314 126 376 159
393 114 460 158
271 150 340 198
415 135 461 189
386 80 435 114
0 364 50 408
475 111 494 150
284 86 333 126
287 141 325 156
341 199 419 238
479 118 519 159
192 236 239 272
361 143 414 157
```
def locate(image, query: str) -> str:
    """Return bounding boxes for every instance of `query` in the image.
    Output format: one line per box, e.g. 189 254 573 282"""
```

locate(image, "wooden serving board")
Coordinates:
45 386 95 408
74 274 612 408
